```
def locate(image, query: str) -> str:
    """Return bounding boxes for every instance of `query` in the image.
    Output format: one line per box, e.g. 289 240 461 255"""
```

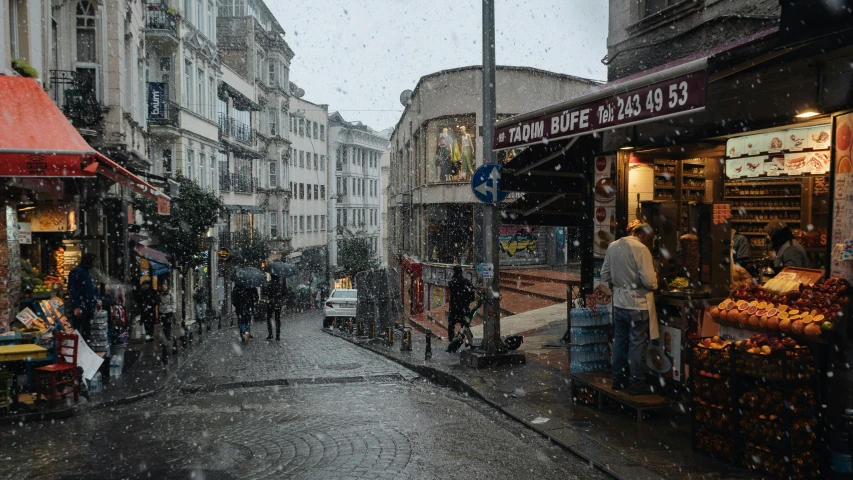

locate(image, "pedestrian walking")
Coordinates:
232 284 258 344
447 265 475 342
158 282 178 354
67 253 98 342
314 289 322 310
263 275 286 340
138 280 159 342
599 219 659 395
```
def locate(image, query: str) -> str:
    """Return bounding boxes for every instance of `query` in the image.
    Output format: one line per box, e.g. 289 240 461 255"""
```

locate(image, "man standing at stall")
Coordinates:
67 253 98 342
600 220 658 395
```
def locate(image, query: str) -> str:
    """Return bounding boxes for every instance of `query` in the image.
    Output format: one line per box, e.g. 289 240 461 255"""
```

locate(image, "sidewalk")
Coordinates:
327 326 759 480
2 319 215 424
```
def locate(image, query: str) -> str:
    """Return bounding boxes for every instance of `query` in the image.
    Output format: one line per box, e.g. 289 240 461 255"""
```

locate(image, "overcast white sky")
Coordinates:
268 1 609 131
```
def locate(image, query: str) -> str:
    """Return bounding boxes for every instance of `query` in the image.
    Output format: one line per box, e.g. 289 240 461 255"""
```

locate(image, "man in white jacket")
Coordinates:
599 220 658 395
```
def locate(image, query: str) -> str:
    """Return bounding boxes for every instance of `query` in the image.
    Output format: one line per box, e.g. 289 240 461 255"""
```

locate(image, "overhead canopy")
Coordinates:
0 76 97 177
134 244 171 266
0 76 170 212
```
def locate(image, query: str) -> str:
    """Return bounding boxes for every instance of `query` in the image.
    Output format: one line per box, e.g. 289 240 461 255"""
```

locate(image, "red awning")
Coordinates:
0 76 96 176
134 244 171 266
84 153 171 214
0 76 170 213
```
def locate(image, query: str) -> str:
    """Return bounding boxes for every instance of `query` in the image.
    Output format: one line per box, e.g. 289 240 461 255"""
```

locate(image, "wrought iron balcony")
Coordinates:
144 2 178 40
218 113 255 145
148 99 180 128
219 173 254 194
50 70 103 128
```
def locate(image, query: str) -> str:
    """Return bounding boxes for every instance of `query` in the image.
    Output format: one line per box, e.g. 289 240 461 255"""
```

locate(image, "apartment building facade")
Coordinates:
327 112 387 276
288 94 329 254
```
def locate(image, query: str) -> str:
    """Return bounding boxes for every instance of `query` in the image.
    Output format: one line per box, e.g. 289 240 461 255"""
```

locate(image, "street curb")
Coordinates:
324 328 662 480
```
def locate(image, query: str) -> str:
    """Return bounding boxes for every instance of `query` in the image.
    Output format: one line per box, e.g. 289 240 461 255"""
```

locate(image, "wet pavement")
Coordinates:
0 311 606 480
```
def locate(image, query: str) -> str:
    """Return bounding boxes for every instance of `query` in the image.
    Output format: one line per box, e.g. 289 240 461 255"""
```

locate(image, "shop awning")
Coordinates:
83 153 171 214
493 27 780 152
135 245 171 267
0 76 97 177
0 77 171 214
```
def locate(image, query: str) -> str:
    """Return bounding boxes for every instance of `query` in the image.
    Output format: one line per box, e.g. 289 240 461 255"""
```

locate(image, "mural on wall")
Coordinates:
499 226 539 257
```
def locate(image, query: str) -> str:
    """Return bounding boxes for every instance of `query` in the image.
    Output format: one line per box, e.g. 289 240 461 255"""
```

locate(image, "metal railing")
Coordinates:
219 173 254 193
148 99 180 128
144 2 178 37
218 113 255 145
49 70 103 128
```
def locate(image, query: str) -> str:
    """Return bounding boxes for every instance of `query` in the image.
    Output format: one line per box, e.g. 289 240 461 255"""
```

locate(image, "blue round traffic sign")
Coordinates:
471 164 508 204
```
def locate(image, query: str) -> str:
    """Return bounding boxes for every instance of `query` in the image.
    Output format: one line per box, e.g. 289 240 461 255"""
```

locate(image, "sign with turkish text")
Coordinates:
148 82 166 121
494 70 707 150
17 222 31 244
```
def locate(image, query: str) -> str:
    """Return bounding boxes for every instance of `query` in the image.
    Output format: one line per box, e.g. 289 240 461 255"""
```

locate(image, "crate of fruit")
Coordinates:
692 373 731 406
742 443 819 480
733 335 815 380
693 427 735 463
693 402 735 435
688 336 733 373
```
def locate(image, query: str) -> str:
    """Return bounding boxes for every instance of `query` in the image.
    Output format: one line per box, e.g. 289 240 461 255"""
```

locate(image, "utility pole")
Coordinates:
481 0 501 353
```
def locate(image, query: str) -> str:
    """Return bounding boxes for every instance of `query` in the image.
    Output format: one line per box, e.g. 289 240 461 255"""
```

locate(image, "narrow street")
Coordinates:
0 311 607 480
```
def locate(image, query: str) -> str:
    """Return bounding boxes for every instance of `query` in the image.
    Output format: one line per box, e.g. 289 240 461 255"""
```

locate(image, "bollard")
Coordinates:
357 321 364 337
425 328 432 360
370 321 376 339
386 327 394 346
332 317 338 329
401 328 412 352
348 318 355 335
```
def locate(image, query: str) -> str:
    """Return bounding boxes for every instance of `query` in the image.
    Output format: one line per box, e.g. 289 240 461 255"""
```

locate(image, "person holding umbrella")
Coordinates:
262 274 286 341
232 267 265 344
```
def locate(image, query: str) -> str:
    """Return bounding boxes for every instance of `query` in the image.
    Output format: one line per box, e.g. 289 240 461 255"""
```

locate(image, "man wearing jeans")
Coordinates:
599 220 658 395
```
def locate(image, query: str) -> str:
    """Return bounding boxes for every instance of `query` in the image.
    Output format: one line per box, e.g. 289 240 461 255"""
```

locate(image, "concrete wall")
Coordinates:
606 0 780 80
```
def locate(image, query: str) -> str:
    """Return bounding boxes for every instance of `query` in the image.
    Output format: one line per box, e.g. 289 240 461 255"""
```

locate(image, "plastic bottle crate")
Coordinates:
570 308 611 326
569 326 609 345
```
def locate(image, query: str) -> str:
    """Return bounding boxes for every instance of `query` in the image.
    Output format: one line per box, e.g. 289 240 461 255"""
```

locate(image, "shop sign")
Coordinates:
217 248 231 260
830 111 853 281
17 222 31 244
29 204 75 232
147 82 166 121
494 70 707 150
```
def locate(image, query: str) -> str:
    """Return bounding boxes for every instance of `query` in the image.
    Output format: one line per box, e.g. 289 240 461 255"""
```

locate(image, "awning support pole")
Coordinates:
522 194 565 217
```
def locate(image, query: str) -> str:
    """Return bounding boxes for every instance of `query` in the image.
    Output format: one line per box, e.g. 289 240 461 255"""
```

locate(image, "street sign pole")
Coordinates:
481 0 501 353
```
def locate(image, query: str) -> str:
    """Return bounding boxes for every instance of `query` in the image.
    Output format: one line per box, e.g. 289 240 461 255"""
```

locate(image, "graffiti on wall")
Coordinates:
499 226 539 257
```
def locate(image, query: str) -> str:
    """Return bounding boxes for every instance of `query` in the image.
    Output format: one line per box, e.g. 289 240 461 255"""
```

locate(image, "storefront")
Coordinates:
493 29 853 477
0 76 170 394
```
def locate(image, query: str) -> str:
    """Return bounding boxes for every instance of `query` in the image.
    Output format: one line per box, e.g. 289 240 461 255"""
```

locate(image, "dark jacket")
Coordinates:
138 288 159 319
67 265 97 312
732 234 751 264
232 285 259 311
448 274 475 315
262 278 287 307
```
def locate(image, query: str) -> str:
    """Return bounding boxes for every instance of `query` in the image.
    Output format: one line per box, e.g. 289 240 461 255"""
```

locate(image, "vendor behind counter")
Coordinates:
764 220 808 269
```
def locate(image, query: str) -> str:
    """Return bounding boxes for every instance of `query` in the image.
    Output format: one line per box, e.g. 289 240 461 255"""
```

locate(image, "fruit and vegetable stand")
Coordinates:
688 270 848 478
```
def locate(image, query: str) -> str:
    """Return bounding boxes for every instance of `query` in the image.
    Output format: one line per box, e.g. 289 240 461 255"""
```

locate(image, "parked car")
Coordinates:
323 289 357 327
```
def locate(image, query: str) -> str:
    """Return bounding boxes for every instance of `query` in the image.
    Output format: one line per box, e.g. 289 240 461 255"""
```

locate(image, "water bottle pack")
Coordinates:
570 344 609 363
570 307 611 326
569 326 609 345
570 360 610 373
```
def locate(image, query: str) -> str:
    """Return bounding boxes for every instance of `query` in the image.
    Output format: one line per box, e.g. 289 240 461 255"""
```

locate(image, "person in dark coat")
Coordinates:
138 280 159 342
263 275 286 341
447 265 475 342
232 284 258 344
764 220 808 269
67 253 99 341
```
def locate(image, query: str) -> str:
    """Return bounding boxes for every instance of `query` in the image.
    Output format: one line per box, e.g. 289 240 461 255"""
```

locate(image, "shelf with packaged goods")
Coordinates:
683 173 706 179
723 195 802 200
655 185 676 189
730 219 800 224
725 180 804 186
731 207 801 211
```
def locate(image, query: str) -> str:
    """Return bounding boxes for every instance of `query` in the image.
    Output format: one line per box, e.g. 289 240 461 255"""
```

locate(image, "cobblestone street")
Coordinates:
0 311 606 480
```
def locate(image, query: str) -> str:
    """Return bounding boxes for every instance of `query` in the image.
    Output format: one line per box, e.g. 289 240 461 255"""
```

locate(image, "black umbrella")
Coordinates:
268 261 298 278
234 267 266 288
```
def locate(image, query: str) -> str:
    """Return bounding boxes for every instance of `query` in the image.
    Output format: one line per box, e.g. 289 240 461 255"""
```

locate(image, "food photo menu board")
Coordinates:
725 125 831 179
593 155 616 258
831 111 853 282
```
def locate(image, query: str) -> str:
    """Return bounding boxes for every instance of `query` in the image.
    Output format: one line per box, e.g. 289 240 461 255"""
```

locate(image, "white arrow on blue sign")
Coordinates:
471 164 508 204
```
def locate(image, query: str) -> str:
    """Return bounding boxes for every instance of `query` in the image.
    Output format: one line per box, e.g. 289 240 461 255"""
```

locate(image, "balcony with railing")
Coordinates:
50 70 103 128
144 2 179 44
147 98 180 130
219 173 255 194
218 113 255 146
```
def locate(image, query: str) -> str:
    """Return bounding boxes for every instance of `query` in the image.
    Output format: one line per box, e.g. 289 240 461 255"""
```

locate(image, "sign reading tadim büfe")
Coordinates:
494 70 707 150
